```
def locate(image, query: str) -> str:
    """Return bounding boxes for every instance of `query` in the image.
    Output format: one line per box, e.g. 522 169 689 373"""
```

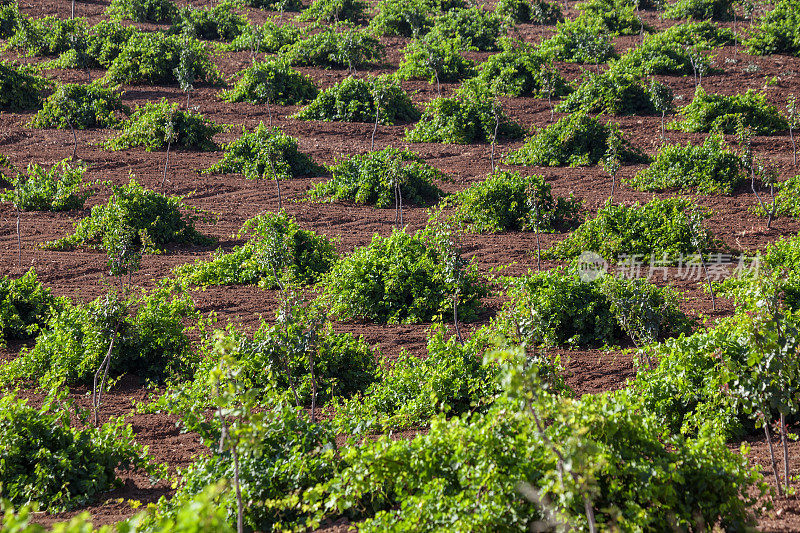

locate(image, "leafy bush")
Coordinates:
575 0 648 36
0 159 92 212
175 211 337 288
298 0 368 23
745 0 800 56
44 179 212 252
396 34 475 83
496 267 690 347
556 71 670 115
505 112 644 167
220 59 317 105
0 269 60 347
282 23 384 69
664 0 734 20
495 0 562 24
85 21 139 68
6 16 88 57
407 80 525 144
625 134 743 194
169 2 248 41
474 39 571 97
546 197 715 262
104 32 221 86
538 17 618 64
240 0 303 10
0 288 196 388
294 75 419 124
0 3 21 39
205 123 322 179
106 0 178 22
368 0 435 37
671 86 789 135
28 83 127 130
427 6 502 51
102 99 221 152
332 324 505 431
222 19 300 53
321 228 486 324
0 394 161 513
309 147 445 207
0 62 49 112
755 174 800 218
438 170 581 233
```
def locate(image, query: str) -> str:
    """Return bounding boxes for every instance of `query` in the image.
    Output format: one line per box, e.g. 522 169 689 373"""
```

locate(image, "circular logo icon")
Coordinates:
577 251 608 282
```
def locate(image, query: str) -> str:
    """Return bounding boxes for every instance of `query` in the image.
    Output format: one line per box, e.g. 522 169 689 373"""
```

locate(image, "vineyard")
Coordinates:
1 0 800 529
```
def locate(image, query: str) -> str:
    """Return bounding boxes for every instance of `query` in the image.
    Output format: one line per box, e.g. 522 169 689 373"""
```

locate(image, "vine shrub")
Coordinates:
545 197 715 262
220 59 318 105
495 0 562 24
407 80 525 144
44 179 212 252
664 0 734 20
745 0 800 56
169 2 248 42
0 159 92 212
368 0 435 36
106 0 178 22
294 75 419 124
309 147 445 207
0 63 49 112
0 288 196 389
538 18 618 64
102 99 221 152
321 228 486 324
396 35 475 83
753 174 800 219
556 72 671 115
223 20 300 53
625 134 743 194
175 212 337 288
298 0 369 23
104 32 221 86
575 0 648 36
438 170 581 233
6 16 88 57
0 269 61 346
0 394 162 513
205 123 322 180
0 3 20 39
240 0 303 10
671 87 789 135
505 112 644 167
85 21 140 68
282 23 384 69
29 83 127 130
475 40 571 98
427 6 503 52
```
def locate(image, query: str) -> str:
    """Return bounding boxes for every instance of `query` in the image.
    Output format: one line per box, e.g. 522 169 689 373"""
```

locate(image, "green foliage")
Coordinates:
505 112 644 167
44 179 212 252
205 123 322 180
239 0 303 10
556 71 670 115
175 211 337 288
104 32 221 86
755 174 800 218
496 267 690 347
0 3 20 39
407 80 525 144
282 23 384 69
332 324 506 431
0 394 162 513
106 0 178 22
0 269 60 347
475 39 571 97
368 0 435 37
322 228 486 324
427 6 503 51
102 99 221 152
6 16 88 57
294 75 419 124
85 21 139 68
0 159 92 212
546 197 715 262
576 0 648 36
0 62 49 112
672 86 789 135
222 19 300 53
220 59 317 105
745 0 800 56
538 17 618 64
309 147 445 207
495 0 562 24
625 134 743 194
396 34 475 83
439 170 581 233
29 83 126 130
170 2 248 41
664 0 733 19
0 288 196 389
298 0 368 23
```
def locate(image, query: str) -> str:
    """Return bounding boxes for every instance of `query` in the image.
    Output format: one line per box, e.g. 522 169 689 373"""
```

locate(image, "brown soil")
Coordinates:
2 0 800 529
